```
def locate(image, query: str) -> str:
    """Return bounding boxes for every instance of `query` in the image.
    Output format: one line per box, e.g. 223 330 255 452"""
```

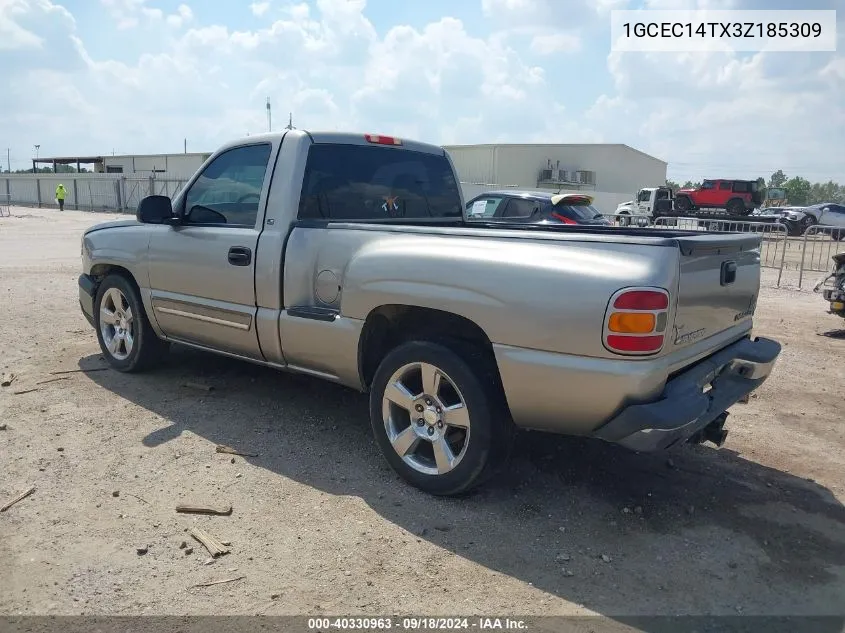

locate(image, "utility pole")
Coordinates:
266 97 272 132
33 144 40 173
285 113 294 130
6 148 9 173
184 138 187 154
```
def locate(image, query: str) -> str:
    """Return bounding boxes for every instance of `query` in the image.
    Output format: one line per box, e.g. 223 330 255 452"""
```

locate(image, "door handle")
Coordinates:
228 246 252 266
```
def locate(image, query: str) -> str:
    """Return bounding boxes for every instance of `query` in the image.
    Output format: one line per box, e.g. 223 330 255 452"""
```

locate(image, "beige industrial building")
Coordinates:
444 143 668 213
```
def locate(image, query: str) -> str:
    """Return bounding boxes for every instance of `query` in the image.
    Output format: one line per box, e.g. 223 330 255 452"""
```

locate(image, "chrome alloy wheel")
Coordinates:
381 361 471 476
99 287 134 361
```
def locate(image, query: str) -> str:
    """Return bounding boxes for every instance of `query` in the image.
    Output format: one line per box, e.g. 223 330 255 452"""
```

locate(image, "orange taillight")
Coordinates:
608 312 655 334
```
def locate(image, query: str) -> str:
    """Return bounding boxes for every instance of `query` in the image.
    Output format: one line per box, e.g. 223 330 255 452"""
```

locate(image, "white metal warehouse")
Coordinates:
443 143 668 213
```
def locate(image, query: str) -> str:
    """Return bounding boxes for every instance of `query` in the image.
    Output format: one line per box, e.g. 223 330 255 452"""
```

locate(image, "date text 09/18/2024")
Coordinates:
307 617 528 630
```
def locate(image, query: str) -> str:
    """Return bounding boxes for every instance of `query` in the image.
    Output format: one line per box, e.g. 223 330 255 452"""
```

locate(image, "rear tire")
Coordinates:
94 274 168 372
617 213 630 227
726 198 745 215
369 340 513 496
675 196 692 212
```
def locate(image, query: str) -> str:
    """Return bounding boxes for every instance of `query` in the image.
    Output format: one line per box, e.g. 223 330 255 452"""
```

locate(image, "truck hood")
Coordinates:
83 219 141 235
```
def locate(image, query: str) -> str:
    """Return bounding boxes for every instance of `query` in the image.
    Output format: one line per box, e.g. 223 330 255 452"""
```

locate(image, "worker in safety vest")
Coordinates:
55 183 67 211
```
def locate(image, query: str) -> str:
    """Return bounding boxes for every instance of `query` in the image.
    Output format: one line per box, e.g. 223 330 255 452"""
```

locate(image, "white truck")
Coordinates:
613 187 673 226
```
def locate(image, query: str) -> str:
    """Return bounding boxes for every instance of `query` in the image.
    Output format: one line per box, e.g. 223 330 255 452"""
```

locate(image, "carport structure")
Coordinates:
31 155 104 173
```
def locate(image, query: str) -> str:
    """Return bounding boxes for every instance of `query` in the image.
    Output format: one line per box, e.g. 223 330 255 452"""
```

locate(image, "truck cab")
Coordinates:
614 186 673 225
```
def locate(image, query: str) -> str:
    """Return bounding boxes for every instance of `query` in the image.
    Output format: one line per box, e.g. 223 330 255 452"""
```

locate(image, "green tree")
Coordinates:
665 179 680 192
681 180 701 189
807 181 844 205
783 176 811 206
768 170 787 188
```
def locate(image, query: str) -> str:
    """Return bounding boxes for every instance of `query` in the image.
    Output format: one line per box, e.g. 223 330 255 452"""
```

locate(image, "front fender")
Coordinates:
82 225 151 286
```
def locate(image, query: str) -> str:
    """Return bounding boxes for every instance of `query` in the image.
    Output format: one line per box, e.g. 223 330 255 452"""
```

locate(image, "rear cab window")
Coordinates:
297 144 462 221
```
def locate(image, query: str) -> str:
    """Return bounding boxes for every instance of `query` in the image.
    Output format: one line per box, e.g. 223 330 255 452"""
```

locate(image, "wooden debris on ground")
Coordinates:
191 576 245 589
190 527 230 557
36 376 71 386
12 388 39 395
1 373 17 387
184 382 214 392
49 367 109 375
215 445 258 458
177 503 233 516
1 486 35 512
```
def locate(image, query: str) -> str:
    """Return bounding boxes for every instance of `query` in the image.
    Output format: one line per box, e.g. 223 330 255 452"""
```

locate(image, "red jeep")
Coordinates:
675 179 763 216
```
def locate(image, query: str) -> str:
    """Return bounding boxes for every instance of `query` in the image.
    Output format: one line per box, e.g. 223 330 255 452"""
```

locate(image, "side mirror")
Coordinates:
137 195 176 224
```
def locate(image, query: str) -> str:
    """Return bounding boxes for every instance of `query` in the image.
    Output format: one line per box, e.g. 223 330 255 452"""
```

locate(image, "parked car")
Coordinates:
674 179 764 216
780 203 845 238
77 130 781 496
783 202 845 239
465 190 611 226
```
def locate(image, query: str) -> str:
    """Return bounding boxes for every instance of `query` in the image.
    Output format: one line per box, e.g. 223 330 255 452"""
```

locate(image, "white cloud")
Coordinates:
530 33 580 54
166 4 193 28
99 0 192 30
250 1 270 17
0 0 842 183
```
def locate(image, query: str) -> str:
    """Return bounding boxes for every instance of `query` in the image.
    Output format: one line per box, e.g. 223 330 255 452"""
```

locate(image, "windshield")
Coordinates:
298 144 463 221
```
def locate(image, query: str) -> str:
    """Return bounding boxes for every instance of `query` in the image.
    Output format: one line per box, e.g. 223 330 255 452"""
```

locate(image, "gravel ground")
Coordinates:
1 208 844 619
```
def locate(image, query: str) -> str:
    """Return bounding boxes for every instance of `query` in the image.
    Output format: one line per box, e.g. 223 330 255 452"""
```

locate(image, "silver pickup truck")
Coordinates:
78 130 781 495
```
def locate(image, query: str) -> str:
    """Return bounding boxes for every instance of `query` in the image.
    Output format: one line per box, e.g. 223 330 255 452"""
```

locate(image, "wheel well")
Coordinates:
89 264 140 294
358 305 498 391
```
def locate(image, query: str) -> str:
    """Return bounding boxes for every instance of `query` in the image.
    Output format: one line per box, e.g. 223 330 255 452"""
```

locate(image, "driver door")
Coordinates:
146 143 273 360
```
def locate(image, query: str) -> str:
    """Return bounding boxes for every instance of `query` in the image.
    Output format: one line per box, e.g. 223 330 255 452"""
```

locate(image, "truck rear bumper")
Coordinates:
591 336 781 452
78 274 96 328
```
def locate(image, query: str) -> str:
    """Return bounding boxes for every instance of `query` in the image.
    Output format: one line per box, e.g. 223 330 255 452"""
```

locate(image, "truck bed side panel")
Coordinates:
284 226 680 359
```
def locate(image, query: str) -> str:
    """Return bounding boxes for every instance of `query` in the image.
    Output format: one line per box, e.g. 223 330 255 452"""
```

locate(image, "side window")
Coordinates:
183 144 272 227
501 198 539 218
701 180 715 190
656 189 669 200
733 181 749 193
719 181 732 190
466 197 504 218
637 190 651 202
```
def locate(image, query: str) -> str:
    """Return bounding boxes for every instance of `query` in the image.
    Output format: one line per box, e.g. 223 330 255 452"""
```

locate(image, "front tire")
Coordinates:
94 274 168 372
369 340 512 496
801 215 817 234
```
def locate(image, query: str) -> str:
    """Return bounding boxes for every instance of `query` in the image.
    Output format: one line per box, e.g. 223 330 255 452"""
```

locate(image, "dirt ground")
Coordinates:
1 208 844 621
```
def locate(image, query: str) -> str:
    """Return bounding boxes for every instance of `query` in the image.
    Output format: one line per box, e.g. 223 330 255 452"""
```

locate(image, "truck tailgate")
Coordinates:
669 233 761 352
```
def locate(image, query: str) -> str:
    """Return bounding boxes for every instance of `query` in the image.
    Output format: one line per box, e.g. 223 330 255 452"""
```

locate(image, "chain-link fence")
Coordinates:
0 176 186 213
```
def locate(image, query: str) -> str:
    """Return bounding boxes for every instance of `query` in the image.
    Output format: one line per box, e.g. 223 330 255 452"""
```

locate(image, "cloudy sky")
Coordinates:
1 0 843 182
